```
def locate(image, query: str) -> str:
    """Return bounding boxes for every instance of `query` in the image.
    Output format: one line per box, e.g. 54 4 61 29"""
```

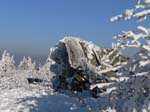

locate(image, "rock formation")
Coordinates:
49 37 129 91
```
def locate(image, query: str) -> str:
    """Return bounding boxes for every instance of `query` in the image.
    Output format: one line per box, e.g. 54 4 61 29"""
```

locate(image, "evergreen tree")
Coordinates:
0 50 16 72
18 56 35 70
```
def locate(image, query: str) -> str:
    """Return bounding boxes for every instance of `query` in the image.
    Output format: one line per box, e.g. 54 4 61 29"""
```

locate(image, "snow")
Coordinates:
111 0 150 22
0 88 109 112
0 1 150 112
0 66 110 112
0 64 116 112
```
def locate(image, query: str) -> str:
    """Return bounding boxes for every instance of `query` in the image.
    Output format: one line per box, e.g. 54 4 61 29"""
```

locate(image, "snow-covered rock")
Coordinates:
48 37 128 92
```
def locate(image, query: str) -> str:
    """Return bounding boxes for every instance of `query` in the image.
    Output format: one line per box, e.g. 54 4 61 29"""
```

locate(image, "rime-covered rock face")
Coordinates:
49 37 128 90
49 40 74 77
50 37 128 71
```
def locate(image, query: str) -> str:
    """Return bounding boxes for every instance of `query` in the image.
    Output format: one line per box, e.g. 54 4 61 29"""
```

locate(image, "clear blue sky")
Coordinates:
0 0 149 58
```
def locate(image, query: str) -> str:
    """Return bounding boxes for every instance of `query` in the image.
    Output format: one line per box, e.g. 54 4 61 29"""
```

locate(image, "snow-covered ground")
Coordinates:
0 88 107 112
0 70 104 112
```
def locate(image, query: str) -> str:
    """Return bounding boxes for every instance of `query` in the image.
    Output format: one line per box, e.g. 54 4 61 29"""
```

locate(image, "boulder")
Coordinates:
49 37 129 91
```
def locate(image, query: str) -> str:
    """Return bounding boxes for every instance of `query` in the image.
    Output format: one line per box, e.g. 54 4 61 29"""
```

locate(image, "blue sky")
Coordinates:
0 0 149 58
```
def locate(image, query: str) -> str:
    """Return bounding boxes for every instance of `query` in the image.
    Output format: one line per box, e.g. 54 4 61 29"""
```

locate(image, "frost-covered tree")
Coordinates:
111 0 150 74
0 50 16 72
107 0 150 112
18 56 35 70
38 54 53 76
111 0 150 22
33 50 56 90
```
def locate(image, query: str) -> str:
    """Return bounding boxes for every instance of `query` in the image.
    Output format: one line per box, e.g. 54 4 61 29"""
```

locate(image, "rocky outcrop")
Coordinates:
49 37 129 91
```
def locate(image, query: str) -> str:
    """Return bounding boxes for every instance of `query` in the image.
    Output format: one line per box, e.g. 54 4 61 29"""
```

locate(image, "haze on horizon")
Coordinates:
0 0 148 62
